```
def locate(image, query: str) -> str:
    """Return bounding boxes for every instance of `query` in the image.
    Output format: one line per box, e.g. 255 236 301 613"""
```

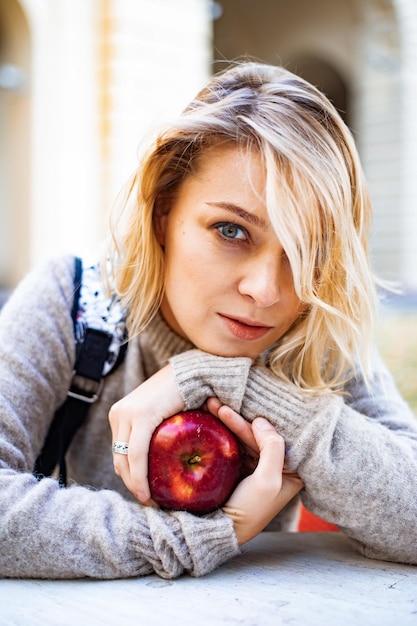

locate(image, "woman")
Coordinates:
0 62 416 580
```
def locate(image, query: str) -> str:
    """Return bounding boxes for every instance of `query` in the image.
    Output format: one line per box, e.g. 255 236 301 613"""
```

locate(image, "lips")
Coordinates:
219 314 273 341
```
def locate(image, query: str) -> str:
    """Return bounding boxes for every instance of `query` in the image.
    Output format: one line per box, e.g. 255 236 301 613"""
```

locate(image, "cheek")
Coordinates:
165 218 198 256
165 239 198 284
165 223 220 280
163 236 208 305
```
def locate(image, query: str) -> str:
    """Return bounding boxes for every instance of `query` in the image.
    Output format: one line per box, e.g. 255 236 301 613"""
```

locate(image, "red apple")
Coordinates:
148 409 242 515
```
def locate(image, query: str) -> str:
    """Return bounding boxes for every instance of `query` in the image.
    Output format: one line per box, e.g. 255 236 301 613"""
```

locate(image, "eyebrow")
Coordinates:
206 201 268 230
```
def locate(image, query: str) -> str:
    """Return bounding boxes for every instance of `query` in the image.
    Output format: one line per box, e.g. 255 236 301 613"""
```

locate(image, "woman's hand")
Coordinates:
109 369 302 542
207 399 304 545
108 364 184 504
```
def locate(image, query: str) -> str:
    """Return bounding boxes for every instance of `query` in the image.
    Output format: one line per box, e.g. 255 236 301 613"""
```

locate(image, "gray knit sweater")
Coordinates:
0 256 416 580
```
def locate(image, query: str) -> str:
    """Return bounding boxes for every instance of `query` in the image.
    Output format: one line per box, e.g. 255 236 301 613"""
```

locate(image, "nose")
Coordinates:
238 251 285 308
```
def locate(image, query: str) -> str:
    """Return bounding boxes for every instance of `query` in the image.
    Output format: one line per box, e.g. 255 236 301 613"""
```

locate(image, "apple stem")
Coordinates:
188 455 202 465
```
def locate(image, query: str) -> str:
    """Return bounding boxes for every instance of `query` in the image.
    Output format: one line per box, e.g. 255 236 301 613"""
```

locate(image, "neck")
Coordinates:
139 311 194 377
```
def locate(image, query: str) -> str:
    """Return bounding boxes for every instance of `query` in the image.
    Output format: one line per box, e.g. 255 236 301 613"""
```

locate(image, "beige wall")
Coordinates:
0 0 31 288
98 0 211 218
1 0 211 287
394 0 417 288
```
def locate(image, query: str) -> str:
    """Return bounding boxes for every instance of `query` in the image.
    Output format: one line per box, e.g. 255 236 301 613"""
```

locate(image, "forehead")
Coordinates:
187 144 266 195
170 143 272 231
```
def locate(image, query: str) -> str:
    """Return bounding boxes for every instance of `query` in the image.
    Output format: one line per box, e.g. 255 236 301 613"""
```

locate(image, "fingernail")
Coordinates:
137 490 149 503
254 417 273 430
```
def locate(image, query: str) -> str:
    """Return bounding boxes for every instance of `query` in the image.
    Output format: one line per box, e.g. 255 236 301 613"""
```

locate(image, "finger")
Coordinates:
111 425 131 481
205 397 222 417
252 417 286 476
109 403 159 504
128 416 163 503
279 473 305 503
252 419 303 499
217 405 259 456
282 467 302 478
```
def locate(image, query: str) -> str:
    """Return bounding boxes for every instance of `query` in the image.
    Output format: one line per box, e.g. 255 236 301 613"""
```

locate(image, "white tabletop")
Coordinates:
0 532 415 626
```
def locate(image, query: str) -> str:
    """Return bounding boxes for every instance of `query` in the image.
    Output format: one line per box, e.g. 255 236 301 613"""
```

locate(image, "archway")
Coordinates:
285 55 350 126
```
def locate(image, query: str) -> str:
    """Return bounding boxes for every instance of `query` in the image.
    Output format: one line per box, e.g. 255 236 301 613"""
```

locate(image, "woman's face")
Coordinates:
156 144 304 359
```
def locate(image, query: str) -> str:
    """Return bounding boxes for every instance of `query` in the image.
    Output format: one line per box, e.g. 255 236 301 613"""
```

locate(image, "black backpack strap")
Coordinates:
34 257 114 485
71 256 83 326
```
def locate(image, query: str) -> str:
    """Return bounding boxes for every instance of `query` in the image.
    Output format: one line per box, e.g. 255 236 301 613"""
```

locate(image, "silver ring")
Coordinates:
112 441 129 455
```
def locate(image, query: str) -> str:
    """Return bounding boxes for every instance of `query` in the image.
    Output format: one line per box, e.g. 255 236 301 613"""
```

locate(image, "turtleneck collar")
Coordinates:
138 311 194 378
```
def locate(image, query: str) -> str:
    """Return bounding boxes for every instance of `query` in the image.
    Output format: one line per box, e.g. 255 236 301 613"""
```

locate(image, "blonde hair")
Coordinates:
109 62 377 391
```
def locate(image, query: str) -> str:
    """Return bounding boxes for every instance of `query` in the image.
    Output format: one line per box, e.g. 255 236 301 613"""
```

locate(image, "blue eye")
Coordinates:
218 223 246 240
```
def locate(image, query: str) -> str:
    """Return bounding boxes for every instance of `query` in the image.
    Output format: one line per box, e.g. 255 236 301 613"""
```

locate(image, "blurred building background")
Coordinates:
1 0 417 293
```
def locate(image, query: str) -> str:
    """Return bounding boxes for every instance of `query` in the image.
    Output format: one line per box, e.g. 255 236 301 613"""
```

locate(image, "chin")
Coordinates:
195 342 261 360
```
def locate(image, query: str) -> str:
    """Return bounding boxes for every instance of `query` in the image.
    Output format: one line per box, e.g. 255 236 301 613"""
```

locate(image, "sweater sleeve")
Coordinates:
170 349 417 565
0 258 238 579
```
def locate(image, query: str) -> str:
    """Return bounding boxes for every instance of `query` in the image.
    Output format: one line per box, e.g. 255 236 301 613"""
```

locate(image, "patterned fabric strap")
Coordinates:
74 260 128 376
